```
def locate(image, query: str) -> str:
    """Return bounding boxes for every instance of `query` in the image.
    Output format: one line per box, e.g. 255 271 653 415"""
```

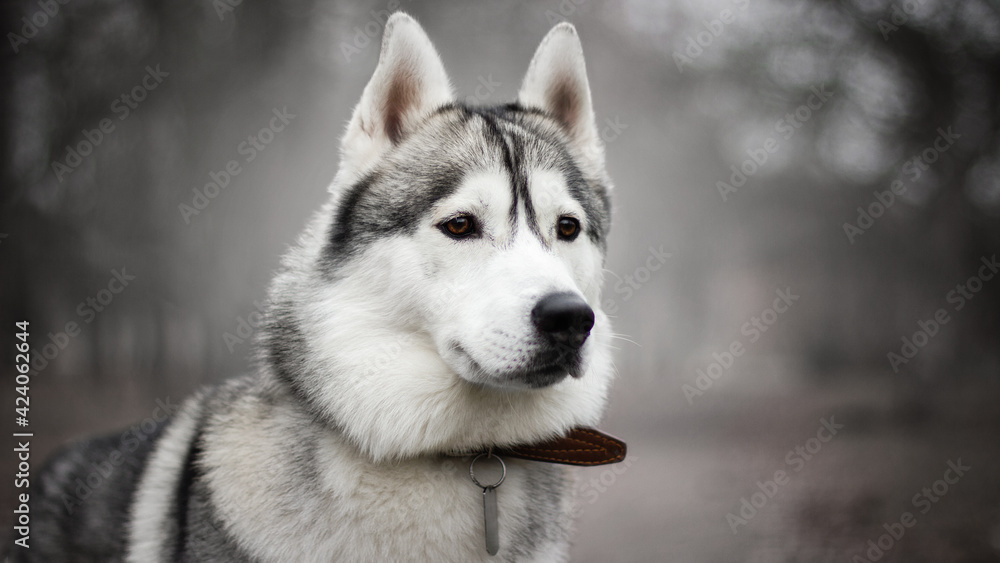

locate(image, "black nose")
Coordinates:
531 292 595 348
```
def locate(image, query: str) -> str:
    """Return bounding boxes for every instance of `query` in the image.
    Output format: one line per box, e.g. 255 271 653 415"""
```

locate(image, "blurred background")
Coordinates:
3 0 1000 560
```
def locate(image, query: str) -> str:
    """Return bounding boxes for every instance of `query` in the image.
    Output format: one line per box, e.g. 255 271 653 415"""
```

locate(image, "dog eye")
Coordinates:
440 215 478 238
557 217 581 241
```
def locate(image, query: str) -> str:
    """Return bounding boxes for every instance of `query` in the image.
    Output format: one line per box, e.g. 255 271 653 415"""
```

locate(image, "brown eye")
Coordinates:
441 215 477 238
557 217 580 241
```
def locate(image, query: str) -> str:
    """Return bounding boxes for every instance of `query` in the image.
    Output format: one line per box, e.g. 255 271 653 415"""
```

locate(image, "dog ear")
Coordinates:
518 23 603 165
338 13 452 181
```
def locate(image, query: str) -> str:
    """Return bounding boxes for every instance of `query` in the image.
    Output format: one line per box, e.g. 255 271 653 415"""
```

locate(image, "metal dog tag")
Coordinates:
482 485 499 555
470 454 506 556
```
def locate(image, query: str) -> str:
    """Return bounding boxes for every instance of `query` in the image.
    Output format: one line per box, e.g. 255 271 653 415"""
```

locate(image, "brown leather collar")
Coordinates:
492 427 627 466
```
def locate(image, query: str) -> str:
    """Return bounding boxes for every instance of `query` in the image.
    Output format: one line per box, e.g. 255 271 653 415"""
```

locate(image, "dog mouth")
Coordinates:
451 344 582 389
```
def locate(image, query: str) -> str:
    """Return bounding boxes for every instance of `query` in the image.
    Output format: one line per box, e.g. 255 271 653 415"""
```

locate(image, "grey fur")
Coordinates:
8 420 165 562
323 103 610 270
7 16 614 563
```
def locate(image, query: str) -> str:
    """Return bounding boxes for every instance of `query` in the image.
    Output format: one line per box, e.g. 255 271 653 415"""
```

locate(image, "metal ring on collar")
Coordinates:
469 453 506 489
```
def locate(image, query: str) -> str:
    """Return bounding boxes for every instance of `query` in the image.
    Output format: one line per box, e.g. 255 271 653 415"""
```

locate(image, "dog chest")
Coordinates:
200 417 572 562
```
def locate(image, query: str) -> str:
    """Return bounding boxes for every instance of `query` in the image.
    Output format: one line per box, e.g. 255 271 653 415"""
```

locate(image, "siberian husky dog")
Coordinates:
15 12 616 562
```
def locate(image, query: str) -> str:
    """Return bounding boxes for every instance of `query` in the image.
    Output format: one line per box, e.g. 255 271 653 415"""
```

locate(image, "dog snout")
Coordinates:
531 292 595 348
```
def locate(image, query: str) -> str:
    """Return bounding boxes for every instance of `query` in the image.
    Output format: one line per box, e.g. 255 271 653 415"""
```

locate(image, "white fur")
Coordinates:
290 164 614 462
276 15 616 464
126 392 207 562
197 380 573 562
125 14 614 562
518 23 605 173
335 13 453 188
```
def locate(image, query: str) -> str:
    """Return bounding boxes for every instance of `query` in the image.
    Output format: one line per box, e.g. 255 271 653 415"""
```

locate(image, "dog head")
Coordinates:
264 13 615 461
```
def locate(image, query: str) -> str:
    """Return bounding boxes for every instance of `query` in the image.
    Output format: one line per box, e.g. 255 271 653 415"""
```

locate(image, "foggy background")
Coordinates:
3 0 1000 560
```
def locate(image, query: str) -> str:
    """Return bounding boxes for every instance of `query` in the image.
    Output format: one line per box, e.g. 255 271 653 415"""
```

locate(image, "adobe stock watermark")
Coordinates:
178 106 295 224
354 279 465 375
61 397 180 515
360 333 420 378
843 126 960 244
672 0 750 73
212 0 244 21
887 254 998 373
877 0 926 41
29 268 137 375
682 287 799 404
716 85 834 201
597 116 628 144
530 115 627 197
571 454 637 517
7 0 71 53
340 0 407 62
222 299 268 354
576 115 628 165
544 0 587 25
726 416 843 534
850 458 970 562
404 458 459 511
462 74 502 106
602 245 671 315
51 65 169 182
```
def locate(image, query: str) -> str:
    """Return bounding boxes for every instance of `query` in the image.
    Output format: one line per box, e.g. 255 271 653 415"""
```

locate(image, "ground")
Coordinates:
3 373 999 562
572 374 1000 562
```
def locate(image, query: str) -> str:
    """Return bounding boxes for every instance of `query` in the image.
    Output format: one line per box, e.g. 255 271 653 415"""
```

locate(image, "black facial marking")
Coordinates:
513 115 610 247
321 152 466 271
467 102 610 248
471 110 520 236
320 103 610 272
510 129 544 243
557 152 608 246
328 171 381 252
465 107 551 245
